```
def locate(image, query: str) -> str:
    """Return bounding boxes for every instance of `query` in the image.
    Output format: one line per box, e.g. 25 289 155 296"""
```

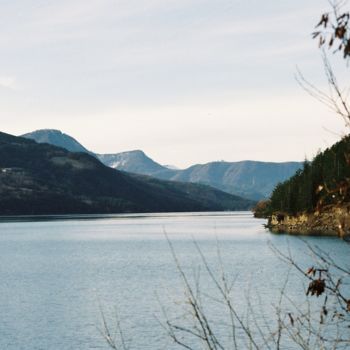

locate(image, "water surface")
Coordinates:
0 212 348 349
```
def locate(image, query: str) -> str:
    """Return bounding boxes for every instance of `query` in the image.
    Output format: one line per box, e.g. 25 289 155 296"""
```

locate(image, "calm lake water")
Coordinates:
0 212 348 349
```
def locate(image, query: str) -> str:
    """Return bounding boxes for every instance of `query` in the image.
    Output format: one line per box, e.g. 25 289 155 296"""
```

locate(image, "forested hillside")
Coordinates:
266 135 350 216
0 132 254 215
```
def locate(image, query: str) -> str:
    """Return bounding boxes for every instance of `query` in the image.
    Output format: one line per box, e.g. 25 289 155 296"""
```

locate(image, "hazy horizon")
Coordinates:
1 0 348 168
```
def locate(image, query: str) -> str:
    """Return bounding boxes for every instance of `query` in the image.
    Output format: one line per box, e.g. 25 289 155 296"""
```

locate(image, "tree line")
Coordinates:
258 135 350 216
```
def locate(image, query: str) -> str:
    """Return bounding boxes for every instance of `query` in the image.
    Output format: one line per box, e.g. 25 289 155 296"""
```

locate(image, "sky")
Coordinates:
0 0 349 168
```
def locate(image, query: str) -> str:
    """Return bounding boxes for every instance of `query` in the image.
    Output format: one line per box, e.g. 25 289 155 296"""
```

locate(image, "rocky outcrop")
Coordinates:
267 205 350 238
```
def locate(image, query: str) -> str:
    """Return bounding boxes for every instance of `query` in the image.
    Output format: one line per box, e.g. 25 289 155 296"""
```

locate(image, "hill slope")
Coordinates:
262 135 350 237
268 135 350 215
22 129 302 200
98 150 167 175
0 132 253 215
156 161 302 200
21 129 93 155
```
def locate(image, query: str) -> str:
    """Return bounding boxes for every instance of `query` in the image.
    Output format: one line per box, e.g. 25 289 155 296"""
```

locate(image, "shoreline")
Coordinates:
266 204 350 239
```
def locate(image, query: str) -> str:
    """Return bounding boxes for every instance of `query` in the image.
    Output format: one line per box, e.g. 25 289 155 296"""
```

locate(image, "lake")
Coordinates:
0 211 348 349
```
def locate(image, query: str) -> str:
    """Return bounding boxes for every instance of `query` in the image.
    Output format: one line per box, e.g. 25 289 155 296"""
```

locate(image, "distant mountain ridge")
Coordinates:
98 150 165 175
22 129 303 200
22 129 93 155
1 131 253 215
155 160 303 201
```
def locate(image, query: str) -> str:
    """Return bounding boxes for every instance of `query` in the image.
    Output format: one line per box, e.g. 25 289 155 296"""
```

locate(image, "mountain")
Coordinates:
161 161 303 200
22 129 302 200
21 130 170 175
0 132 254 215
99 155 301 200
163 165 180 170
98 150 166 175
21 129 93 155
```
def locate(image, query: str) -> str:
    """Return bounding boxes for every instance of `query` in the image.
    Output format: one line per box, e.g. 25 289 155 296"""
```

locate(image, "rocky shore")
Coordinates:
266 204 350 239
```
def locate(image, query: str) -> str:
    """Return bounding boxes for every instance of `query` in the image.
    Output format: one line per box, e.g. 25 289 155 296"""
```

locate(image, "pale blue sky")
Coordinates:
0 0 348 167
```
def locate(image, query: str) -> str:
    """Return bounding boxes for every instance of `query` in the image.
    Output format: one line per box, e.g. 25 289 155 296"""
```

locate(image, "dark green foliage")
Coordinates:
268 136 350 215
253 200 271 218
0 132 254 215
